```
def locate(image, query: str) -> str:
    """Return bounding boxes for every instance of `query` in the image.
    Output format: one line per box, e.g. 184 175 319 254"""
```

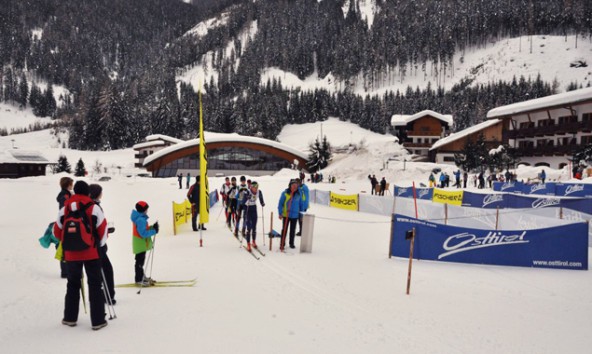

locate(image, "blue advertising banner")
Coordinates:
391 215 588 270
493 181 524 193
461 191 506 209
209 189 218 208
522 182 557 196
394 186 433 200
505 194 562 209
555 183 592 198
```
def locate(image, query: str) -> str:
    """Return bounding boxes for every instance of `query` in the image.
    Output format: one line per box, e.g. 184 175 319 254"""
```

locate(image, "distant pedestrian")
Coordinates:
186 173 191 189
463 171 468 188
379 177 387 196
187 176 206 231
370 174 378 195
454 170 461 188
429 173 435 188
539 169 546 184
177 173 183 189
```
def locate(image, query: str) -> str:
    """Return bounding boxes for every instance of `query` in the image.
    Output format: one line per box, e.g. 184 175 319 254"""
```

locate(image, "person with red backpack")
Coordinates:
53 180 108 330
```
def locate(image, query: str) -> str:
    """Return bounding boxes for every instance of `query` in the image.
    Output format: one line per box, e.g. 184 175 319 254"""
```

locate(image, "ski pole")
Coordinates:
138 234 157 295
80 273 87 314
101 268 117 319
262 206 265 247
138 248 153 295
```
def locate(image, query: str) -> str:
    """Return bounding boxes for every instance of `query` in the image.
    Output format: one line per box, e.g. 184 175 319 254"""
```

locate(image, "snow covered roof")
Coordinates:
391 110 453 127
430 119 502 151
143 132 308 166
132 140 166 150
0 150 50 164
487 87 592 119
145 134 184 144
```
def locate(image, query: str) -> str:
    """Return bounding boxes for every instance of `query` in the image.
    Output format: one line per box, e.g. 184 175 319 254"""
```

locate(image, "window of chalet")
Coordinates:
519 121 534 129
443 156 455 162
558 115 578 124
583 113 592 122
581 135 592 145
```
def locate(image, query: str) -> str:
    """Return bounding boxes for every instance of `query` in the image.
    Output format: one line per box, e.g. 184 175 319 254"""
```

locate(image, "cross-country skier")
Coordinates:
278 179 305 250
234 176 249 237
56 176 73 278
244 181 265 251
131 201 159 286
226 177 238 230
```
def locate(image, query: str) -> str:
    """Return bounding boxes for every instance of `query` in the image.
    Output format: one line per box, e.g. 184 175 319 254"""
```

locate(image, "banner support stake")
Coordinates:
406 227 416 295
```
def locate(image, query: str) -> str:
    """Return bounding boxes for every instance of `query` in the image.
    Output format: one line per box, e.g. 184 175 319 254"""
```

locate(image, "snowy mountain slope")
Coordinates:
0 104 53 132
262 35 592 95
177 19 258 91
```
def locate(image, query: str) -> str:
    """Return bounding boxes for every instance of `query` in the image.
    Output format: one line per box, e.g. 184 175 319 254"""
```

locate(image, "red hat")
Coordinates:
135 201 149 213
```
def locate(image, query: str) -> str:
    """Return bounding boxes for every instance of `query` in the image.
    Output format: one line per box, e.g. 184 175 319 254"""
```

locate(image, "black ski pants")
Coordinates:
281 217 298 247
64 259 105 326
135 252 146 283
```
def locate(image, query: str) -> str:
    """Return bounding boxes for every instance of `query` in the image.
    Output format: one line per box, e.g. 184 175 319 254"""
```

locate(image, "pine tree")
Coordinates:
56 155 72 173
44 83 57 117
74 158 86 177
307 136 332 172
18 74 28 108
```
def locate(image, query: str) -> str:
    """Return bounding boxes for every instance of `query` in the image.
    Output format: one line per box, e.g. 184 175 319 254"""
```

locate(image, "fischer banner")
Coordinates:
172 199 192 235
329 192 358 211
432 188 464 206
391 215 588 270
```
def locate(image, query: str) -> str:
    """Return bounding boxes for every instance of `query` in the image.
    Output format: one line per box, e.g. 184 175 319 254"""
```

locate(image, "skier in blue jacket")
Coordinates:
277 179 305 250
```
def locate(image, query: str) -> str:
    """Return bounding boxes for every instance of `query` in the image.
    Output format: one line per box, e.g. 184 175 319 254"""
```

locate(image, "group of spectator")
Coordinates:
368 174 388 196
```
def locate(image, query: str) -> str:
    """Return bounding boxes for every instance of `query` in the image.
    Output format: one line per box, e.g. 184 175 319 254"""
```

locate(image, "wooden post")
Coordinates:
559 207 563 220
495 206 500 230
388 214 395 258
444 203 448 225
406 227 416 295
269 211 273 251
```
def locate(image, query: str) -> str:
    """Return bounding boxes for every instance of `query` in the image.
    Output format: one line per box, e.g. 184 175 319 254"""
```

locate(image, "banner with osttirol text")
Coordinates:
432 188 464 206
329 192 358 211
461 191 506 209
391 215 588 270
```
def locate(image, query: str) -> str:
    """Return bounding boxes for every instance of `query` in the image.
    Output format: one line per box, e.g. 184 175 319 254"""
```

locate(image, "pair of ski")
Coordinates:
116 279 197 288
229 226 265 260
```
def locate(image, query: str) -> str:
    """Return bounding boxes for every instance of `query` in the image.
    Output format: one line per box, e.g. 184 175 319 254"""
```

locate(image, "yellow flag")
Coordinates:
198 87 209 224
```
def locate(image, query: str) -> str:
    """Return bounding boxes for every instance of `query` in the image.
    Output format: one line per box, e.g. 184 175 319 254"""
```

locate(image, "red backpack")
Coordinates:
62 202 95 251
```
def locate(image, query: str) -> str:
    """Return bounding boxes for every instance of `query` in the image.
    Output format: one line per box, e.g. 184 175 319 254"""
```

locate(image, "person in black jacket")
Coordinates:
89 184 115 305
187 176 205 231
56 176 73 278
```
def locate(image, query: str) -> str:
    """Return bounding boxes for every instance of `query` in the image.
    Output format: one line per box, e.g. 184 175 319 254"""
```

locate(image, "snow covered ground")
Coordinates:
1 119 592 353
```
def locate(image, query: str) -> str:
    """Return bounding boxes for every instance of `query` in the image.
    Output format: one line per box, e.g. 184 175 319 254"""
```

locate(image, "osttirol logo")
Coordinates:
565 184 584 196
418 189 429 198
439 231 529 259
398 188 408 196
482 194 503 207
531 198 560 208
530 184 546 193
501 182 515 191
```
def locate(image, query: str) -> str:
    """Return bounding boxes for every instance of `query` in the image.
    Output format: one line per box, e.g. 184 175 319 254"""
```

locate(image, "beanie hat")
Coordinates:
89 184 103 200
73 181 90 196
240 176 246 182
251 181 258 188
136 201 149 213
